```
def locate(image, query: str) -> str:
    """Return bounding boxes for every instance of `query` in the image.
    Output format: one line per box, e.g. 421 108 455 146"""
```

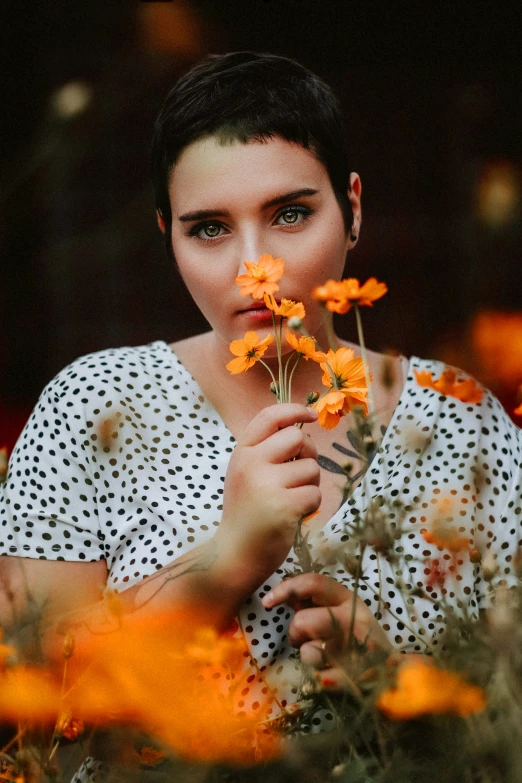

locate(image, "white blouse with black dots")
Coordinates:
1 340 521 736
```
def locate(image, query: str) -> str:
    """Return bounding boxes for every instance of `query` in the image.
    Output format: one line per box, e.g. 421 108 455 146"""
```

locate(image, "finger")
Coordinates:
285 485 321 520
287 606 345 649
279 458 320 489
240 404 318 448
260 425 310 464
316 667 351 691
299 639 334 668
298 434 318 462
262 572 349 610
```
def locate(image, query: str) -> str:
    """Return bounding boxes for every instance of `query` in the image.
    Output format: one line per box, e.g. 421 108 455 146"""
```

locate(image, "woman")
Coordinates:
1 52 520 776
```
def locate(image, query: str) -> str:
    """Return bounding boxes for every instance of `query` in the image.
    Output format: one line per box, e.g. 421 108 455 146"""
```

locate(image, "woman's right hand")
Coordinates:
215 403 321 588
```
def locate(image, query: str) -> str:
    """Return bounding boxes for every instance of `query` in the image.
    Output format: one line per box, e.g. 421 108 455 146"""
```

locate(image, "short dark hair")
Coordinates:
151 51 353 260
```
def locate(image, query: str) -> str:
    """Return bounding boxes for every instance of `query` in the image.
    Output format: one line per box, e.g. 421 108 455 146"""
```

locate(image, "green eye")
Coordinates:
204 224 221 237
282 210 298 224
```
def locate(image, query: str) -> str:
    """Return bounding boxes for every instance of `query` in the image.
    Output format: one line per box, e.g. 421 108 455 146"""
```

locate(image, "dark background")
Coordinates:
1 0 522 448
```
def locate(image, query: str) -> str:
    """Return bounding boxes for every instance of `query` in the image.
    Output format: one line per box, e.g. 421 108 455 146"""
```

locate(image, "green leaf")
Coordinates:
332 442 359 459
317 455 348 475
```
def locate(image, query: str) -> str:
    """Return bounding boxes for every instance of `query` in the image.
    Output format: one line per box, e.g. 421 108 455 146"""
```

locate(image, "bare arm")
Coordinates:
1 404 321 661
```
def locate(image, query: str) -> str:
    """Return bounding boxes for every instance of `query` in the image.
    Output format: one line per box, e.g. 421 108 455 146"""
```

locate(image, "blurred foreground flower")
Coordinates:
226 332 274 375
0 445 8 483
235 254 284 300
422 524 470 554
377 659 486 719
0 611 280 766
415 369 483 403
312 277 387 314
472 311 522 389
65 611 280 764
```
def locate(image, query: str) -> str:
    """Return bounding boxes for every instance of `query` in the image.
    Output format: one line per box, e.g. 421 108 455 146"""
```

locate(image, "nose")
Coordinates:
235 227 266 276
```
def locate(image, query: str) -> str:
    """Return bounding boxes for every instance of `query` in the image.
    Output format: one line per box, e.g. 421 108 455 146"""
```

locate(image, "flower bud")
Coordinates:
343 554 360 577
306 391 320 405
62 630 75 659
287 316 302 330
269 381 279 396
482 550 499 581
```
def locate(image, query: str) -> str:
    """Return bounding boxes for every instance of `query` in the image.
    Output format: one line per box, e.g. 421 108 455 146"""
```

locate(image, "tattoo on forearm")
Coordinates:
54 542 219 640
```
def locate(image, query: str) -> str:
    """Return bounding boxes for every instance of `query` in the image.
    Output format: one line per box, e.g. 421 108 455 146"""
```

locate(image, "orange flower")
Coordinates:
315 389 352 430
514 403 522 416
226 332 274 375
134 746 167 767
472 310 522 388
424 559 447 588
317 347 369 425
263 293 305 320
285 330 323 361
312 279 350 314
341 277 388 308
56 711 85 740
414 369 483 403
377 659 486 720
0 667 61 721
235 254 284 300
312 277 387 314
0 445 8 481
301 509 320 524
422 524 470 553
64 610 280 765
0 630 15 669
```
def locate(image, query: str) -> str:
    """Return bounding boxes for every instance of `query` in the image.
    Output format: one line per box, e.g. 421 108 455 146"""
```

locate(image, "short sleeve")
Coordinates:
472 391 522 608
0 366 105 562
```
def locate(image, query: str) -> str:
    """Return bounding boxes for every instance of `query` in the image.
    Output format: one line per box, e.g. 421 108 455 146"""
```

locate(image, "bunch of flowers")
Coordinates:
228 253 388 430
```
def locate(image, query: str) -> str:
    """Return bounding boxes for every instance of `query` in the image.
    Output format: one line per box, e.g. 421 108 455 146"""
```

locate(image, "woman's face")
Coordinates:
167 135 361 354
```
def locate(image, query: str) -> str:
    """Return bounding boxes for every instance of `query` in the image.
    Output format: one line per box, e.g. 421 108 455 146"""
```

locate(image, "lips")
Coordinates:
236 302 276 323
237 299 281 314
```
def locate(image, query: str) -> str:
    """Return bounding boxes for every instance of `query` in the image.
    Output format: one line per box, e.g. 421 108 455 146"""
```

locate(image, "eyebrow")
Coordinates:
177 188 319 223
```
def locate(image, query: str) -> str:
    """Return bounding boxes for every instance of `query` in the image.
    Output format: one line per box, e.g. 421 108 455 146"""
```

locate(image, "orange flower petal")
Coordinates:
414 369 483 404
225 355 256 374
285 330 322 361
235 255 284 300
514 403 522 416
226 332 274 374
377 660 486 720
313 277 387 313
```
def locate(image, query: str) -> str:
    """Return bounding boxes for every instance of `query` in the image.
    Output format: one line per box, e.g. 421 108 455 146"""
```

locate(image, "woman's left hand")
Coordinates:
261 573 393 689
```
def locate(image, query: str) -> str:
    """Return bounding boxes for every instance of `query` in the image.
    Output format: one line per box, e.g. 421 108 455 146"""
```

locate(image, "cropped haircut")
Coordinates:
151 51 353 261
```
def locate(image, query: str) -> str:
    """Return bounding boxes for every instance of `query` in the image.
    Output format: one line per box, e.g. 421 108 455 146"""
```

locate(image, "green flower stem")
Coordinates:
354 305 376 419
257 359 279 397
271 311 284 402
287 353 302 402
323 308 339 352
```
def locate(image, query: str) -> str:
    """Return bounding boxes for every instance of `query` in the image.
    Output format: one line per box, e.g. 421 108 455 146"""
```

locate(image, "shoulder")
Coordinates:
39 341 179 406
408 354 521 478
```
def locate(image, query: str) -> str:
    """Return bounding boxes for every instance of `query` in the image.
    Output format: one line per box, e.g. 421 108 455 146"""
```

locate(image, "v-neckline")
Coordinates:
155 339 415 540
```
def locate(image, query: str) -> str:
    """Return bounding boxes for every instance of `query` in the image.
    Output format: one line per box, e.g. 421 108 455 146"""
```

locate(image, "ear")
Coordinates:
156 210 166 234
348 173 362 244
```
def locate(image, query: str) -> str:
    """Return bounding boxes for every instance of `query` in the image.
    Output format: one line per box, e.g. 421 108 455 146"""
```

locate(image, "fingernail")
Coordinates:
320 676 336 688
262 591 275 606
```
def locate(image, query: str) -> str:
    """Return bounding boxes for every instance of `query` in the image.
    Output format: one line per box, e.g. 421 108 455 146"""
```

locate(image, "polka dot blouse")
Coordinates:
1 340 521 728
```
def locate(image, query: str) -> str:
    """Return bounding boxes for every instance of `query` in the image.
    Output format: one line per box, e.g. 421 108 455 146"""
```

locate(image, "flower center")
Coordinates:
251 267 268 282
